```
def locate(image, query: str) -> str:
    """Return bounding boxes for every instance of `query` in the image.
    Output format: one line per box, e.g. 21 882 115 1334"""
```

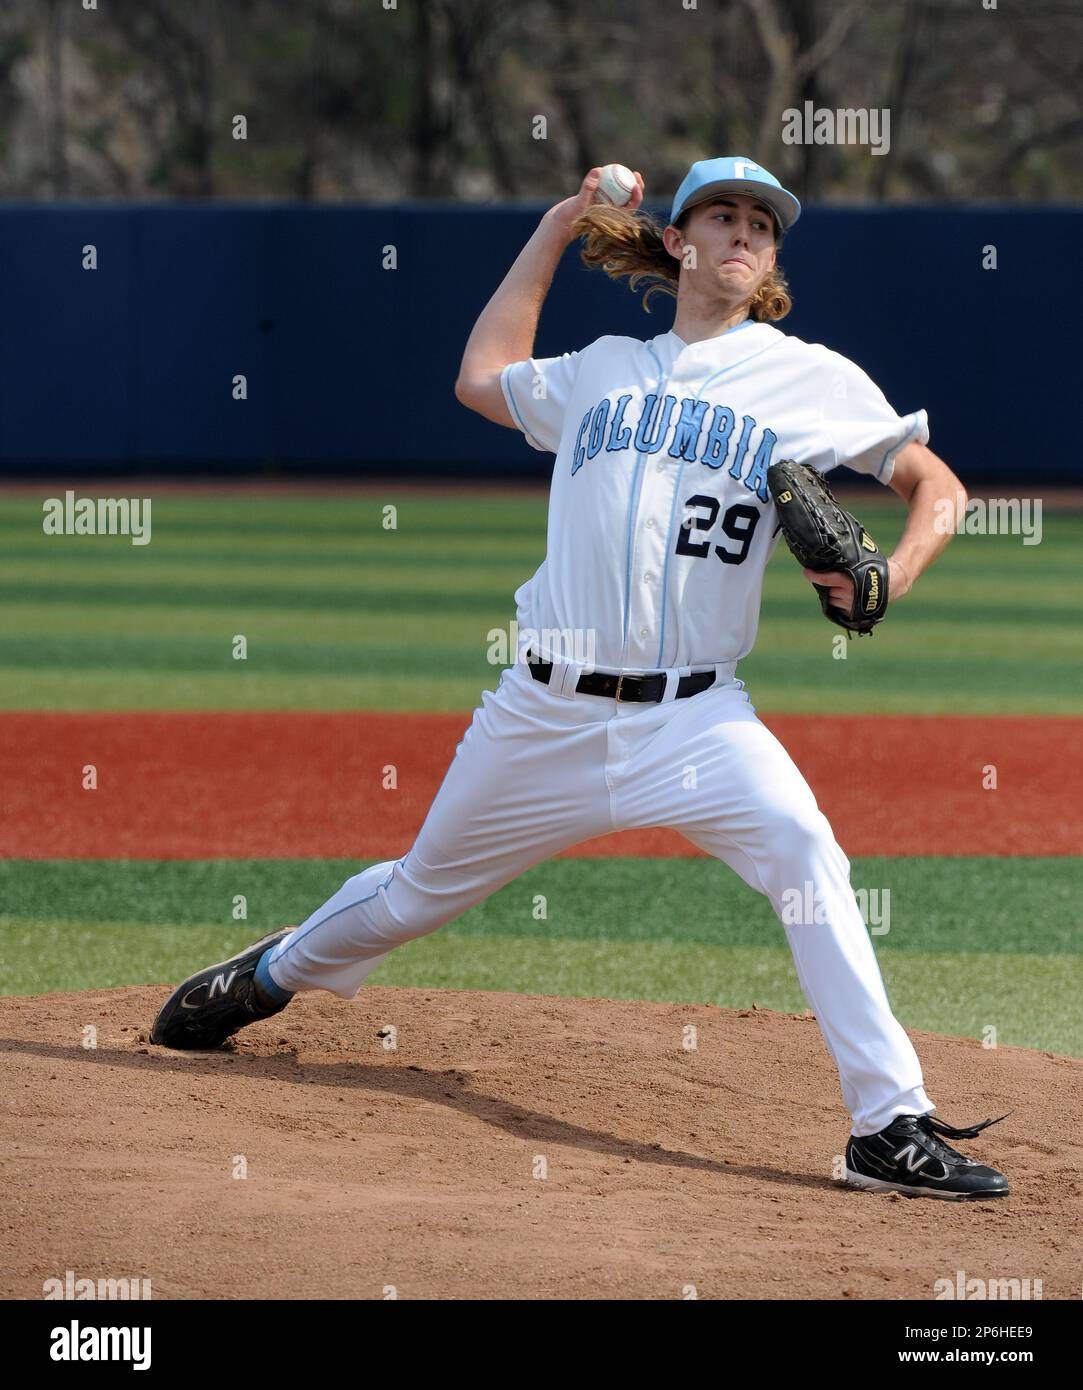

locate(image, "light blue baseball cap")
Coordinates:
670 156 801 231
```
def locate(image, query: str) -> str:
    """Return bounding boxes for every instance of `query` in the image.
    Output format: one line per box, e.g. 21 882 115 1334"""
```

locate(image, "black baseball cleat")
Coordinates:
150 928 296 1051
844 1112 1011 1201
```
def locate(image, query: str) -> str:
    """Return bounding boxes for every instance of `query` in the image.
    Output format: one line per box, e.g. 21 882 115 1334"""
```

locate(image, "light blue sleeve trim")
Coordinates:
877 408 929 480
500 363 546 452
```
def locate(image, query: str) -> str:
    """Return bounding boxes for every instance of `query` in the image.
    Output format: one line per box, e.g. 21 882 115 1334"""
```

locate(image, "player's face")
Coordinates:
679 194 778 298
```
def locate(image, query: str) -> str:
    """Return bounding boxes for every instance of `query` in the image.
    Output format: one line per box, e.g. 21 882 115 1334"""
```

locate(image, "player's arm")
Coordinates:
454 168 644 426
881 440 968 597
807 441 968 608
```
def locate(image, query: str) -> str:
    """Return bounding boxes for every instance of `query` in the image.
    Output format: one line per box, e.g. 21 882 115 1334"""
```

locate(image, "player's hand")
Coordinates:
802 568 855 612
804 561 912 609
544 167 646 243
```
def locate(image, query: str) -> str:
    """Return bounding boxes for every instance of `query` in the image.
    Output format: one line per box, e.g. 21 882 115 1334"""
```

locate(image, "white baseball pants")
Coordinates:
266 658 932 1136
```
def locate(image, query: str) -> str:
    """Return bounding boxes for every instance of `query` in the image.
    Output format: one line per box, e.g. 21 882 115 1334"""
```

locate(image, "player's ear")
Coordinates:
661 224 684 262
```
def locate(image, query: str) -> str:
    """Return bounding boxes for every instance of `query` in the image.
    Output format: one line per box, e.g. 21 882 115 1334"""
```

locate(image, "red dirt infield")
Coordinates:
1 712 1077 859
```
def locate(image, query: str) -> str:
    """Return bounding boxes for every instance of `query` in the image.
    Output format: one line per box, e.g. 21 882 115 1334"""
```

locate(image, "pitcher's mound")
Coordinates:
2 986 1079 1299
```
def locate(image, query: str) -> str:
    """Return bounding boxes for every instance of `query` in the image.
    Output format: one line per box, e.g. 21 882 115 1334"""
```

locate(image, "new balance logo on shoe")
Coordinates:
894 1143 934 1175
181 967 237 1010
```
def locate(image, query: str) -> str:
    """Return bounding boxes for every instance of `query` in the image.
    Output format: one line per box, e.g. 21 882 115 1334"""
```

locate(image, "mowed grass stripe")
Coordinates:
5 495 1076 578
0 671 488 711
0 539 542 568
736 648 1082 709
0 496 551 542
1 602 504 644
0 636 500 677
0 671 1078 714
1 857 1078 955
3 937 1078 1060
1 531 1077 613
1 642 1076 711
1 542 1076 586
4 858 1078 1057
5 582 1080 630
7 493 1077 523
0 556 538 590
0 580 516 614
1 596 1074 657
8 500 1083 542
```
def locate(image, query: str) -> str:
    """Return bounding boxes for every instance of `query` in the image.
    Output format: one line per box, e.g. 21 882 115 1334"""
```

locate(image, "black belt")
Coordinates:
525 650 717 703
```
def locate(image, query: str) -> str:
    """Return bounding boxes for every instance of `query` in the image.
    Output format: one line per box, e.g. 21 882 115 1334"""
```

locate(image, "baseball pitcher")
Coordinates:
151 158 1009 1201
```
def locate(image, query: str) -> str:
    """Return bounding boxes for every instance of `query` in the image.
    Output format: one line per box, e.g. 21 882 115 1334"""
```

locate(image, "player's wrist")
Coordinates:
540 202 580 247
888 555 914 598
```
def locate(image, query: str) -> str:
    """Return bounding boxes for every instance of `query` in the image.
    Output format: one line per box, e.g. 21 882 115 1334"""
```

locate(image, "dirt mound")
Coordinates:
1 986 1079 1300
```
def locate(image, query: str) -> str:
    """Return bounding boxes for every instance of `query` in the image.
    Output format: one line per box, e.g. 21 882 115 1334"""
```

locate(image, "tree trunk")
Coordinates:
193 0 215 197
786 0 819 202
412 0 437 196
445 1 518 197
45 0 68 196
550 0 595 179
871 0 929 201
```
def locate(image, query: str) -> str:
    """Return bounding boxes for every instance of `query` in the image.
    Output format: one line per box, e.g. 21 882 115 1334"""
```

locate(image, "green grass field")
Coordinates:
1 856 1080 1054
1 490 1080 1054
1 492 1079 711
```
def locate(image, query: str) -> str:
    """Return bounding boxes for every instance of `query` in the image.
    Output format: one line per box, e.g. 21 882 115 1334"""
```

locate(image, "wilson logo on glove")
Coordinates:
766 459 891 636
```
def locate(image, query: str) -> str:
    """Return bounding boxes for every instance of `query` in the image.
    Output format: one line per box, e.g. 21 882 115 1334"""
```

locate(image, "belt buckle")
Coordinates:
614 672 628 702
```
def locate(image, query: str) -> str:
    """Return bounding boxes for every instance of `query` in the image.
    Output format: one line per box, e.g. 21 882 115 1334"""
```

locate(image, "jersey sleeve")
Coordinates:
500 350 582 454
820 355 929 483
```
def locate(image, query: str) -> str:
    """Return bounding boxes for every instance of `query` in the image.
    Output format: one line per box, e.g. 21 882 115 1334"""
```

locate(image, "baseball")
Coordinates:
595 163 637 207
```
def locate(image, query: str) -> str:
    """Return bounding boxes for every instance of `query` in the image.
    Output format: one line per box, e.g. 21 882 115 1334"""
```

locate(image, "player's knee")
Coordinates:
771 803 837 864
379 856 473 942
337 861 399 899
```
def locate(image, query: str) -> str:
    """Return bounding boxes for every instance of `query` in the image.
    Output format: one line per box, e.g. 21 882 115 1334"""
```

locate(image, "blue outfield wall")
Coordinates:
0 202 1078 483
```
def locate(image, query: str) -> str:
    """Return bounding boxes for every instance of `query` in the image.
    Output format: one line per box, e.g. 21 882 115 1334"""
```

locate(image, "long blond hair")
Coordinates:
569 204 792 321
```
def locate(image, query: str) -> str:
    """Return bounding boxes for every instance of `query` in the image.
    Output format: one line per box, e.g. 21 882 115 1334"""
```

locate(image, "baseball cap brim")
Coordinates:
675 180 801 232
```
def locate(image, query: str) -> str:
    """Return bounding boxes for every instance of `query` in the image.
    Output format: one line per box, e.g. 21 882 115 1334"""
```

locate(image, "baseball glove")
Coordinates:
766 459 889 635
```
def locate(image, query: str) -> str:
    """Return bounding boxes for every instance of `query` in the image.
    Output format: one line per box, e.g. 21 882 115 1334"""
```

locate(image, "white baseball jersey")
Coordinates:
500 321 928 671
268 325 937 1139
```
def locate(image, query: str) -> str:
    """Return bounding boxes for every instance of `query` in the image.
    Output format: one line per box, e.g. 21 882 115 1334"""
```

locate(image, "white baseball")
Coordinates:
595 163 637 207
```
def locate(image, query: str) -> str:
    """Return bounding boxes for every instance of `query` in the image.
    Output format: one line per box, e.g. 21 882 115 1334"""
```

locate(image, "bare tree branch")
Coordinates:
741 0 862 164
988 113 1083 185
793 0 862 82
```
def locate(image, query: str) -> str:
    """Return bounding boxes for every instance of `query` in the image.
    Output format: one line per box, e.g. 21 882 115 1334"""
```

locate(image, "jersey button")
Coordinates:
639 627 649 638
645 518 656 529
643 571 654 583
